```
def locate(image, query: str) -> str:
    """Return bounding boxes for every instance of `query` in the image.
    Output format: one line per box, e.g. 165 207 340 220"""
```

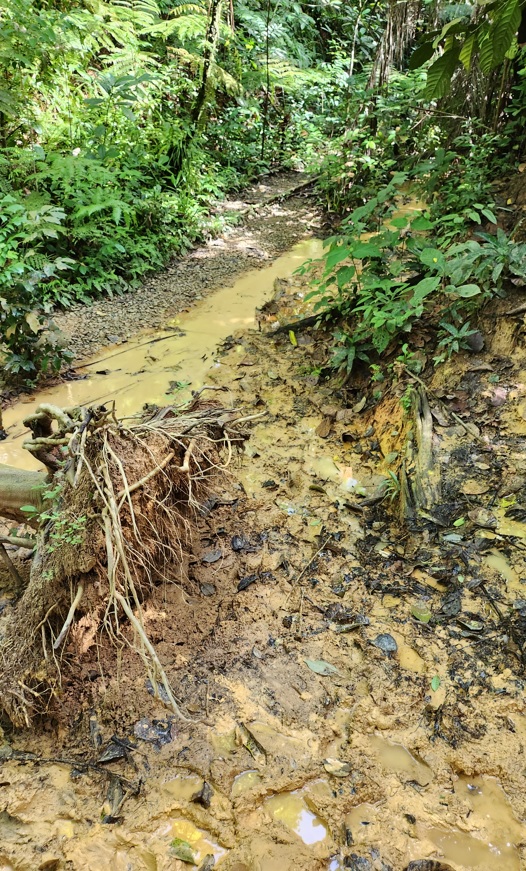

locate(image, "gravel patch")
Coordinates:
56 173 322 363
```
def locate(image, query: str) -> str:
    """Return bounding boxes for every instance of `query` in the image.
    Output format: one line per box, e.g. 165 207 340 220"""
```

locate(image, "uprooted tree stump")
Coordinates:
0 399 249 727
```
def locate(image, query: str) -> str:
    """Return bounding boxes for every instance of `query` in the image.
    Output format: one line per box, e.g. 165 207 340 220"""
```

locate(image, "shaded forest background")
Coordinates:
2 0 526 383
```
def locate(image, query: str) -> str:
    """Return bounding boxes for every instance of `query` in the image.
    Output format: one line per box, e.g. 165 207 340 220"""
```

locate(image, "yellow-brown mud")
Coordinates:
1 229 526 870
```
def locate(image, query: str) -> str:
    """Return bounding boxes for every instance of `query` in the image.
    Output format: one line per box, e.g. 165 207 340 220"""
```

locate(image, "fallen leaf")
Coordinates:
430 406 448 426
353 396 366 413
489 386 508 407
304 658 340 676
170 838 197 865
202 549 222 564
463 480 489 496
468 508 497 528
316 417 332 438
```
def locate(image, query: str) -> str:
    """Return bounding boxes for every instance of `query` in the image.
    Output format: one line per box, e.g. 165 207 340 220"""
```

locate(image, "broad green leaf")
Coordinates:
453 517 465 527
409 41 435 69
455 283 481 297
350 241 383 259
431 676 441 692
336 265 356 287
439 17 466 39
20 505 38 514
411 215 434 231
419 248 446 271
390 216 409 229
459 33 476 70
480 207 497 223
25 311 41 333
411 275 441 299
325 245 351 269
304 658 340 676
425 46 460 100
478 32 494 74
491 0 521 68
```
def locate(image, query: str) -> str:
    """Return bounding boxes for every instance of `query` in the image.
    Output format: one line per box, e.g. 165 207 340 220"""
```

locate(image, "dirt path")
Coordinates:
1 195 526 870
55 172 321 362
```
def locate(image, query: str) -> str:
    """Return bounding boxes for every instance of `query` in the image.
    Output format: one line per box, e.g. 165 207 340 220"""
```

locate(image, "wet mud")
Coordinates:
1 206 526 870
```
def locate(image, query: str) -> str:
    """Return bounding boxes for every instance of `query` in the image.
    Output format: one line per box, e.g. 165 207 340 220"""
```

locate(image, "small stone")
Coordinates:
372 633 398 656
200 583 216 597
466 331 484 352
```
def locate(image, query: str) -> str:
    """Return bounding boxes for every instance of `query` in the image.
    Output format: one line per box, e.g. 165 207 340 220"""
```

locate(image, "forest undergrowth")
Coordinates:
2 0 526 391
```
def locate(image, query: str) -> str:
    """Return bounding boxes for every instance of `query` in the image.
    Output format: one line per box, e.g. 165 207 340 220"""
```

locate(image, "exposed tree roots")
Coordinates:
0 399 248 727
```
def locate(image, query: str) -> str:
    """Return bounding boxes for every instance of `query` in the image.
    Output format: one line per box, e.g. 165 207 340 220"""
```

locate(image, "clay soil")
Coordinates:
1 186 526 871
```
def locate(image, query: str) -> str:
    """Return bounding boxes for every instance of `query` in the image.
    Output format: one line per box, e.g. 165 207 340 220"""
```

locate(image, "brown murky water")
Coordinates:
1 238 323 471
1 226 526 871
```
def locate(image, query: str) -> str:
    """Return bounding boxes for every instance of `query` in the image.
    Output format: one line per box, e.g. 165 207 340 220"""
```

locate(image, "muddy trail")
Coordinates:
1 180 526 871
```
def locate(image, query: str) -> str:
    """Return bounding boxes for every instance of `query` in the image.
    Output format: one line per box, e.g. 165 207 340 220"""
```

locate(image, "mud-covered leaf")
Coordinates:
202 549 222 564
468 508 497 528
441 587 462 617
353 396 366 413
463 480 489 496
456 617 484 632
134 717 174 747
98 741 128 764
237 574 258 592
170 838 198 864
411 601 432 623
315 417 332 438
304 658 340 676
323 757 352 777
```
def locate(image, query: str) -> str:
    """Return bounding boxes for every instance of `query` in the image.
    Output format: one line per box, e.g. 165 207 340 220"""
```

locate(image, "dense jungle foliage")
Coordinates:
2 0 526 384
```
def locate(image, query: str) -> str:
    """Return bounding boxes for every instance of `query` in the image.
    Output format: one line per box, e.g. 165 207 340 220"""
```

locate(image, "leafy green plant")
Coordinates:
0 193 74 381
303 173 526 381
383 470 401 502
433 319 478 364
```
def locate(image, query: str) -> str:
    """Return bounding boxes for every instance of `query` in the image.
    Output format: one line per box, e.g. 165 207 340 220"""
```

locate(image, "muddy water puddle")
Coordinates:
264 789 329 845
1 237 322 471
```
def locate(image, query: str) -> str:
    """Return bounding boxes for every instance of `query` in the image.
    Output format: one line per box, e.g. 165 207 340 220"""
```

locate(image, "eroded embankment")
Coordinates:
1 218 526 871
